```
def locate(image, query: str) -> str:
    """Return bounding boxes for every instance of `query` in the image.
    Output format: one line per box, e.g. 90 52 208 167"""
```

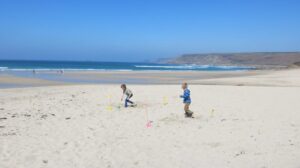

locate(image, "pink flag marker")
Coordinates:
146 121 153 128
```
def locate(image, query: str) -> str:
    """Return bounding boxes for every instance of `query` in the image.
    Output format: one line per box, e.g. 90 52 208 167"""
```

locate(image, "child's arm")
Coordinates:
121 93 124 101
180 90 190 98
180 90 184 98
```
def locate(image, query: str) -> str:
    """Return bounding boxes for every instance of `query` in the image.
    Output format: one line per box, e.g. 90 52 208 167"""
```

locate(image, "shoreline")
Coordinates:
0 68 299 88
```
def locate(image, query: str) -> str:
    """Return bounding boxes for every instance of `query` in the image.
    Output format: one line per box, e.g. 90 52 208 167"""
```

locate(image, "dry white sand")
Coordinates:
0 70 300 168
196 69 300 87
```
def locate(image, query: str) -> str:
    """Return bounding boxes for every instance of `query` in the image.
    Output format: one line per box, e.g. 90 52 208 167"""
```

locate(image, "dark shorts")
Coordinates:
183 100 191 104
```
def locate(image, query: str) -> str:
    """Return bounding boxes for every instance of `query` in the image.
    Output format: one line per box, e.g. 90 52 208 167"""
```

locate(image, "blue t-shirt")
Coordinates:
181 89 191 103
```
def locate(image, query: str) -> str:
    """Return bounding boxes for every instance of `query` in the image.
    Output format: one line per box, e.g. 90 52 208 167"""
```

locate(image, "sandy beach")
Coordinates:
0 69 300 168
1 0 299 167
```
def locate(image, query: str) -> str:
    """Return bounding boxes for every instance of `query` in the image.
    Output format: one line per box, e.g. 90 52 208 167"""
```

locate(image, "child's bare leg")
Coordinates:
184 104 189 113
184 103 193 117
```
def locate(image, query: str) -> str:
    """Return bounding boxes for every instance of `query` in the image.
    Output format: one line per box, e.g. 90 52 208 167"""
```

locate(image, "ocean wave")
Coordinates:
0 67 8 71
135 65 208 69
134 65 253 70
0 68 134 72
0 65 253 72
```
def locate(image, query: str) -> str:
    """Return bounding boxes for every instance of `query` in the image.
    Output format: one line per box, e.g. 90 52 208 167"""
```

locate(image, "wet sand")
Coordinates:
0 69 281 87
0 74 67 88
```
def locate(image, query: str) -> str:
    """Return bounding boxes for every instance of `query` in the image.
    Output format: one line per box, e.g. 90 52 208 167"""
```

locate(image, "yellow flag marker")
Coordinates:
106 94 113 111
210 109 215 117
163 96 168 105
106 106 113 111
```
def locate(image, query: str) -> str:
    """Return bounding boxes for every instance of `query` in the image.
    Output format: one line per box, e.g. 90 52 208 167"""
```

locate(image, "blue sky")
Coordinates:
0 0 299 62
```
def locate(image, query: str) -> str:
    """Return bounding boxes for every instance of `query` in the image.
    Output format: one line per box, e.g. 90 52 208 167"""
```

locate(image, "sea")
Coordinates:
0 60 254 71
0 60 255 88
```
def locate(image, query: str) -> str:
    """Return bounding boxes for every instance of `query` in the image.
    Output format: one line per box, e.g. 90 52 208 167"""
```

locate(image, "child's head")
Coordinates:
182 82 188 89
121 84 126 92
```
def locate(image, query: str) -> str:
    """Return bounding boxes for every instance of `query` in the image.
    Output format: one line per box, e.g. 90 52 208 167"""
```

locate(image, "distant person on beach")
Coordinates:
121 84 136 107
180 83 193 118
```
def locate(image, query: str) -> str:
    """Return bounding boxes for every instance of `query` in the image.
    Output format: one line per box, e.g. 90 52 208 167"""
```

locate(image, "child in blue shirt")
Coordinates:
180 83 193 118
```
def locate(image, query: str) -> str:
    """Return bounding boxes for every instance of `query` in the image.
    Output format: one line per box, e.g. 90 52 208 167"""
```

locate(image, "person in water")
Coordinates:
121 84 136 107
180 83 193 118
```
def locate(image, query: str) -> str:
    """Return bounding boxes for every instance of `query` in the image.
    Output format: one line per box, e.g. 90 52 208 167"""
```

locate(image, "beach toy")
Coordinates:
105 94 113 111
210 109 215 117
163 96 168 105
146 121 153 128
106 106 113 111
144 102 153 128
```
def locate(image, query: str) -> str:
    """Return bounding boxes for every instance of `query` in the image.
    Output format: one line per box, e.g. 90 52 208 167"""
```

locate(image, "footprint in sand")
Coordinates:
193 115 202 120
24 114 31 117
40 114 47 119
235 150 246 157
204 142 222 148
159 116 178 124
1 132 16 136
